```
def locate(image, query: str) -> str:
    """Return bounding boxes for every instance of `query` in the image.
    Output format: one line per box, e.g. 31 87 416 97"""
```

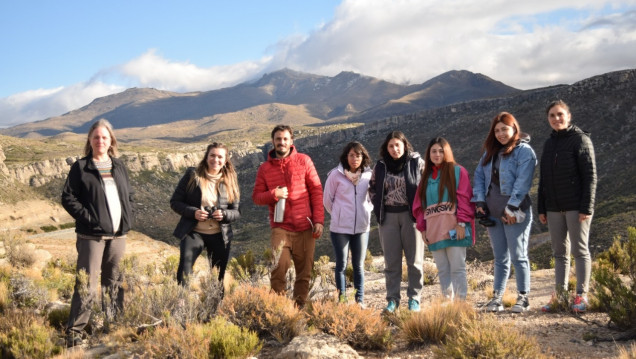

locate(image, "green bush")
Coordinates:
160 255 180 277
206 316 262 358
59 222 75 229
39 225 58 233
137 318 262 359
307 298 392 350
0 310 62 359
228 250 269 284
41 260 75 300
593 227 636 330
47 306 70 330
220 285 305 344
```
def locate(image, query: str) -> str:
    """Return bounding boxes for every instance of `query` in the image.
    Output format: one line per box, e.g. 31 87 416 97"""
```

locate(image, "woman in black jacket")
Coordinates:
170 142 240 286
538 100 597 313
61 119 134 347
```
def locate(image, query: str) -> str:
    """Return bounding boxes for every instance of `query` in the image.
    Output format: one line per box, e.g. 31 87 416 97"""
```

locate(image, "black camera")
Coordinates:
475 203 496 227
204 206 217 216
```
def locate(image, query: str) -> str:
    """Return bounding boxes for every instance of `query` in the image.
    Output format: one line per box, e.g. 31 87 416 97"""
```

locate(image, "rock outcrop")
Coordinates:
278 333 360 359
3 148 263 187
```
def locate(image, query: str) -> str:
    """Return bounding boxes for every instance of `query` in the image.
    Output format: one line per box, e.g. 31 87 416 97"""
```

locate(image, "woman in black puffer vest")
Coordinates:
538 100 597 313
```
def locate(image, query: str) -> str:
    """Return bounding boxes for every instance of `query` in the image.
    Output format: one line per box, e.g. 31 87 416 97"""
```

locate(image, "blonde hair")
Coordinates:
84 119 118 157
188 143 240 203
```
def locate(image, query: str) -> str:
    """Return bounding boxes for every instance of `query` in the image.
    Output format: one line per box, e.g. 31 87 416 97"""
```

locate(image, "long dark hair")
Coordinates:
339 141 371 171
379 131 413 160
188 142 240 203
419 137 457 205
482 112 522 165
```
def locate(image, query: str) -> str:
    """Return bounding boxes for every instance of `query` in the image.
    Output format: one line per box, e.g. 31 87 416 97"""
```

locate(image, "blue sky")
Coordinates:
1 0 635 128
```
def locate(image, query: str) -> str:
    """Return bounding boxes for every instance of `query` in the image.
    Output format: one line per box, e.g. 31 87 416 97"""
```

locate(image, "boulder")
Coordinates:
278 333 360 359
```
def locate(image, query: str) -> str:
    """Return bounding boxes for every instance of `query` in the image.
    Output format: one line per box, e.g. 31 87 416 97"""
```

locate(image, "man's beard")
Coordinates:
275 147 289 157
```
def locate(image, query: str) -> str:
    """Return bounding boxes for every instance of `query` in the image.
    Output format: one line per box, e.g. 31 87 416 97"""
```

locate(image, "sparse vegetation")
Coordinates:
593 226 636 330
2 231 37 268
401 300 476 345
308 298 392 350
0 310 63 359
434 314 546 358
220 285 306 344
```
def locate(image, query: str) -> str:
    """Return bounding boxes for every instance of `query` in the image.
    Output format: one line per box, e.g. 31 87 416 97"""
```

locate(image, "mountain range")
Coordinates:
1 69 517 142
1 67 635 264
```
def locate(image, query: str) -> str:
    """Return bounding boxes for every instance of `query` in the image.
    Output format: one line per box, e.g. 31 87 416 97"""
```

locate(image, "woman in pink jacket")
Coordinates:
413 137 475 300
323 141 374 306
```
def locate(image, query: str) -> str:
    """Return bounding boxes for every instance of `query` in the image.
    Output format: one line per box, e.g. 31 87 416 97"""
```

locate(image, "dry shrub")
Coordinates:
136 317 261 359
220 285 305 344
0 280 9 313
422 260 438 286
160 255 180 277
228 250 269 284
434 314 546 358
501 290 517 309
401 299 476 345
137 325 210 358
3 231 37 268
482 285 515 309
310 255 335 297
307 299 392 350
617 342 636 359
47 306 71 330
119 278 203 328
9 273 48 310
41 259 75 300
541 289 570 313
466 259 492 291
0 309 62 358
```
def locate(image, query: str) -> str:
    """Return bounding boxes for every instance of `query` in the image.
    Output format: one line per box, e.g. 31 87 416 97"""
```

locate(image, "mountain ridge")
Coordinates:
1 69 517 140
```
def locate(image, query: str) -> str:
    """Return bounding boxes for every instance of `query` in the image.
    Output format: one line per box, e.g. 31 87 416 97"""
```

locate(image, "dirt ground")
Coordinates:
2 200 635 358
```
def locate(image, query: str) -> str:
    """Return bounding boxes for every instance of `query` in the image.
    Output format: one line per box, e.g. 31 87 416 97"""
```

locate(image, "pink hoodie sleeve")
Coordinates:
412 182 427 232
456 166 476 243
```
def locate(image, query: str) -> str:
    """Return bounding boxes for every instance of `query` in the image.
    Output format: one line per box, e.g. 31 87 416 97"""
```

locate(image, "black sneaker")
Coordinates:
511 293 530 313
66 332 84 348
484 296 504 312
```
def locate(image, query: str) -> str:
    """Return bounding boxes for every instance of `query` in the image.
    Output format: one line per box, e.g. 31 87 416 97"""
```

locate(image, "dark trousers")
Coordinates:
67 235 126 334
177 231 230 285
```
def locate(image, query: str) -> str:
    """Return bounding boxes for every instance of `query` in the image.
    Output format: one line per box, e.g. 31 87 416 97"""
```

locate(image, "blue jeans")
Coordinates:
487 208 532 294
331 231 369 302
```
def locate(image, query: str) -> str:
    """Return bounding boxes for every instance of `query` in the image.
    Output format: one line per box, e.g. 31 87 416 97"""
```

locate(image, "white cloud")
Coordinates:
266 0 636 89
3 0 635 128
110 49 270 92
0 82 123 128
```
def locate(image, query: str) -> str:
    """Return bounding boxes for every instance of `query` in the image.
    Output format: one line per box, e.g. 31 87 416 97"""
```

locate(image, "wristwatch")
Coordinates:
457 222 466 228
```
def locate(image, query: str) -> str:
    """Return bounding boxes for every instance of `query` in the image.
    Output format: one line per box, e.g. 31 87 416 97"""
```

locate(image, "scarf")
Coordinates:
344 168 361 185
432 165 440 180
384 153 407 174
199 172 222 207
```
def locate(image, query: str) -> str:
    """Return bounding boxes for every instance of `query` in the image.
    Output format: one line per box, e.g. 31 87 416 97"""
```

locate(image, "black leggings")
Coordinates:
177 232 230 285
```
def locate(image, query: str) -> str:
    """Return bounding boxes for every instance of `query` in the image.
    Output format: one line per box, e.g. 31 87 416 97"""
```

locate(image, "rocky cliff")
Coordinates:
1 146 264 187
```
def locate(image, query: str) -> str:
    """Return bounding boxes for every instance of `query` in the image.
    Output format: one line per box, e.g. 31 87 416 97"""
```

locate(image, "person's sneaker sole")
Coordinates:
485 305 504 312
511 305 530 313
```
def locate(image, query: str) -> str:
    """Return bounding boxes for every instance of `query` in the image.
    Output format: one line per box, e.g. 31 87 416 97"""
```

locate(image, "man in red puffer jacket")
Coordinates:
252 125 324 308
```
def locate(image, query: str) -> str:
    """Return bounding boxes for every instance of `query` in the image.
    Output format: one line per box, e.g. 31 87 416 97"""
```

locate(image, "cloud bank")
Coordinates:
2 0 635 128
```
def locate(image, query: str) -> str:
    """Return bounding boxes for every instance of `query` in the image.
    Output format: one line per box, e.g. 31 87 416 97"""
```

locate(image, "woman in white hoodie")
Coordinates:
323 141 374 306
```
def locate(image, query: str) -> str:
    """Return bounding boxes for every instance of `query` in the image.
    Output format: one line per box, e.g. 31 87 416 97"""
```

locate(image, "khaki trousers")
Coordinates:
270 227 315 307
